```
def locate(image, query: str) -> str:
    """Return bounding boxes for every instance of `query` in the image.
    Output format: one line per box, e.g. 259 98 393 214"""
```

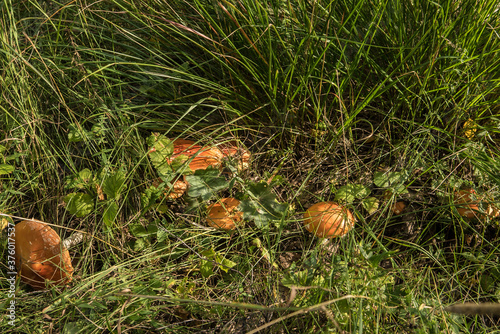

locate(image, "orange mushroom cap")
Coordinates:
206 198 243 230
391 201 406 215
153 177 188 200
303 202 355 238
14 220 73 290
454 189 481 219
218 140 251 172
168 139 224 172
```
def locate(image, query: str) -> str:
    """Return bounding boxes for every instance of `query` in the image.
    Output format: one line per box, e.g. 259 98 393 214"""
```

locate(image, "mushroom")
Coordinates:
454 188 499 219
168 139 224 172
206 198 243 230
218 140 251 172
391 201 406 215
303 202 355 238
454 189 479 219
14 220 74 290
153 177 189 200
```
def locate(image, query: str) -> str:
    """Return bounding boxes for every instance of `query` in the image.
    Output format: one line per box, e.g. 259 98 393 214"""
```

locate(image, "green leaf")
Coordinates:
0 144 6 154
68 123 89 143
65 168 93 190
141 186 162 210
103 171 127 200
64 192 94 217
200 259 214 278
147 134 174 175
0 164 14 175
240 182 288 228
334 184 356 203
373 171 404 188
103 201 119 227
215 254 237 273
133 238 149 252
79 168 92 183
186 169 229 201
129 222 158 238
362 197 379 214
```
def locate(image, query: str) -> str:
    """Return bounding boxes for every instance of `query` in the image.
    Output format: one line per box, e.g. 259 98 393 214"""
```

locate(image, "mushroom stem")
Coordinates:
62 231 87 249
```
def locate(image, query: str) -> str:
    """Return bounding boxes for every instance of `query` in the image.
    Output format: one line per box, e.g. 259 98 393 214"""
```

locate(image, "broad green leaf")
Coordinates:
68 124 89 142
362 197 379 214
65 168 93 190
334 184 356 203
215 254 236 273
141 186 162 210
200 259 214 278
373 171 405 188
202 249 217 259
0 164 14 175
186 169 229 201
79 168 92 183
147 134 174 176
240 182 288 228
64 192 94 217
103 171 127 200
0 144 5 154
353 184 371 198
133 238 149 252
147 134 173 162
102 201 119 227
129 222 158 238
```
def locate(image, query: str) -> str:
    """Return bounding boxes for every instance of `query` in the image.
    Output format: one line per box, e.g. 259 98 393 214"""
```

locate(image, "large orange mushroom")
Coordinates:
206 198 243 230
14 220 73 290
303 202 355 238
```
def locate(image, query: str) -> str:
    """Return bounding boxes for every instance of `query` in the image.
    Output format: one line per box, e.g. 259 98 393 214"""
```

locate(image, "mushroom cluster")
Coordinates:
153 138 251 200
14 220 73 290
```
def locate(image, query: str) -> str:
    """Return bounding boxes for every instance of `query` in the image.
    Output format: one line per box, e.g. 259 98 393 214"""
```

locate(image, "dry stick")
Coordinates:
247 295 373 334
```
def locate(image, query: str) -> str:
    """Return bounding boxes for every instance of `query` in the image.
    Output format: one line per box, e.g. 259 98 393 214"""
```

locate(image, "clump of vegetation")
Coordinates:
1 0 500 332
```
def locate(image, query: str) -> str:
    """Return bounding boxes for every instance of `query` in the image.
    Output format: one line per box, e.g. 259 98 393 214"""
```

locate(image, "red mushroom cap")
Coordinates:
303 202 355 238
14 220 73 290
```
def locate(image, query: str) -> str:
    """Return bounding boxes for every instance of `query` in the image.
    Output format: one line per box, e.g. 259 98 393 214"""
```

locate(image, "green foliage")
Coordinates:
240 182 288 228
373 171 409 195
2 0 500 332
200 248 237 278
64 192 94 217
147 133 174 176
186 169 229 201
63 168 127 227
334 184 370 204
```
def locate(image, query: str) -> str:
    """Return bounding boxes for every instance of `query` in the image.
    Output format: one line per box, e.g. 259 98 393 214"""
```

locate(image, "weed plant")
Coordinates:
1 0 500 332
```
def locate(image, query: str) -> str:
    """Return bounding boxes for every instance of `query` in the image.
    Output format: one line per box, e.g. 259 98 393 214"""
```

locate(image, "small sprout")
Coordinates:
206 198 243 230
303 202 355 238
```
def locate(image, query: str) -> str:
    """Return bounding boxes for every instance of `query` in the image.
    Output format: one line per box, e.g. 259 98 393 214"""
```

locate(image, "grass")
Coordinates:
1 0 500 332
